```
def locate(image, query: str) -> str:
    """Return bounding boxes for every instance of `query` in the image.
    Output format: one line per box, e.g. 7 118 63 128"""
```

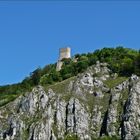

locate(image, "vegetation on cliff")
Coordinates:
0 46 140 107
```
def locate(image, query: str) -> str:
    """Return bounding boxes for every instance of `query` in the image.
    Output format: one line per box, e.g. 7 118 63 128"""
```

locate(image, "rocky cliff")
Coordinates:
0 62 140 140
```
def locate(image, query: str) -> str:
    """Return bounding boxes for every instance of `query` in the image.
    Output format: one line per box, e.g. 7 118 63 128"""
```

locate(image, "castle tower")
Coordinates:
56 47 71 71
59 47 71 60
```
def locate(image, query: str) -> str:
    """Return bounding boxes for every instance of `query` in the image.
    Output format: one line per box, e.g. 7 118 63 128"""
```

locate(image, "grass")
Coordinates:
44 76 76 94
0 93 20 107
104 77 128 89
44 76 76 103
64 134 80 140
94 136 120 140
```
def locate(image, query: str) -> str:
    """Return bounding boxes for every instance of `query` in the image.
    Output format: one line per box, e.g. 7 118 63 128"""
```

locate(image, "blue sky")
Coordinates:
0 1 140 85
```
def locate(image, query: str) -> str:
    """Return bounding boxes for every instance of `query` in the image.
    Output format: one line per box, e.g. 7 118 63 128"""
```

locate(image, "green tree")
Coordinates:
134 53 140 76
76 61 88 73
120 58 134 76
30 68 42 85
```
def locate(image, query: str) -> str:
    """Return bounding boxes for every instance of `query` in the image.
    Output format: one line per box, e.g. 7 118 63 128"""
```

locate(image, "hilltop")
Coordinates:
0 47 140 140
0 47 140 107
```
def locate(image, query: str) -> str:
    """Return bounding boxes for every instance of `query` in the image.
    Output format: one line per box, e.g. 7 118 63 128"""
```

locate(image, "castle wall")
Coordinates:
56 60 63 71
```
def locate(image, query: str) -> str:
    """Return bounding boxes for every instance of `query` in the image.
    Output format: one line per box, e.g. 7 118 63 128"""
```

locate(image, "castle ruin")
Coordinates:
56 47 71 71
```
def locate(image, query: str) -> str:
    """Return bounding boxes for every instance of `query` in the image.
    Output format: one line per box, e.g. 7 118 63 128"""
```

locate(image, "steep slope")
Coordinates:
0 62 140 140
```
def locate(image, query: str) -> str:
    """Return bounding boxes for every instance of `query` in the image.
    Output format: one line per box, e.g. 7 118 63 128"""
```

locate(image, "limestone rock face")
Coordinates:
92 105 102 137
106 80 129 136
122 75 140 140
66 98 90 140
72 62 110 97
1 63 140 140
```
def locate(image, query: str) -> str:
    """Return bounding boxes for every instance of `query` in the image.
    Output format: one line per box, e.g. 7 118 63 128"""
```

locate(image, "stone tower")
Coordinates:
56 47 71 71
59 47 71 60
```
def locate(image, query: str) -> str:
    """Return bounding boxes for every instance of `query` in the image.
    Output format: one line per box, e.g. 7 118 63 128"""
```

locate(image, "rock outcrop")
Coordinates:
0 63 140 140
